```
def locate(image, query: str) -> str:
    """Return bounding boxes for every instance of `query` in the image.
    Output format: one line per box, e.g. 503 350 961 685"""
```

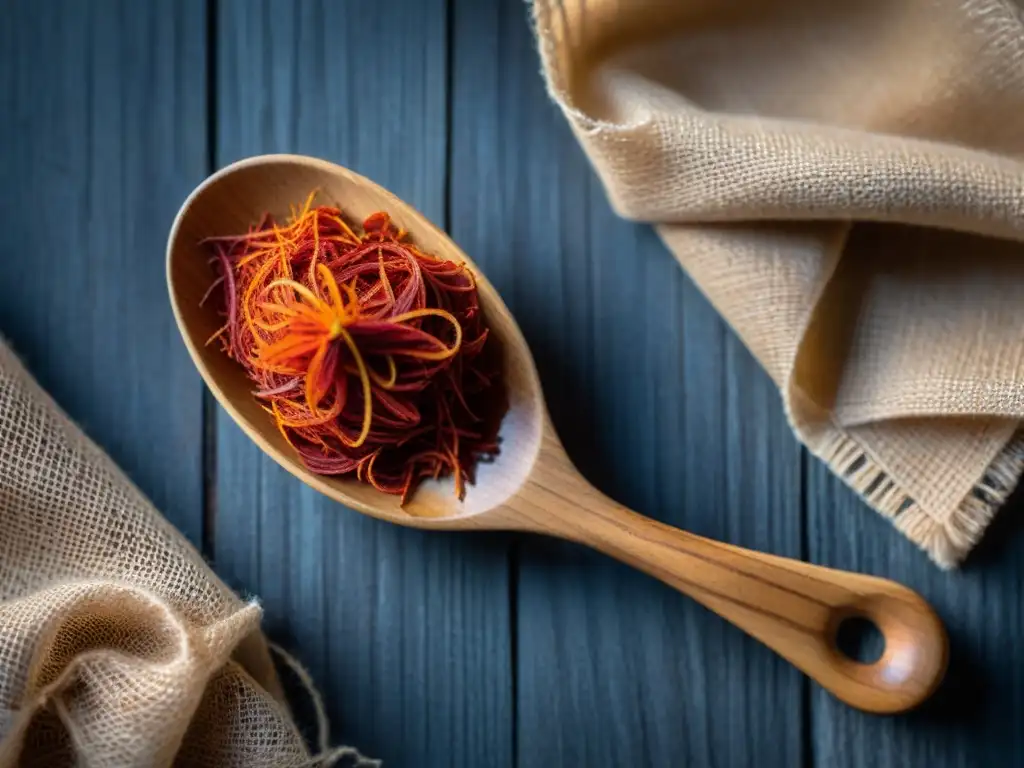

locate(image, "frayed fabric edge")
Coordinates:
814 428 1024 569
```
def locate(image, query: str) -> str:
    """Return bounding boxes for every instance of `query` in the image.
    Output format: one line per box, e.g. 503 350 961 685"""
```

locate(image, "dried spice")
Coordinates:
203 192 504 502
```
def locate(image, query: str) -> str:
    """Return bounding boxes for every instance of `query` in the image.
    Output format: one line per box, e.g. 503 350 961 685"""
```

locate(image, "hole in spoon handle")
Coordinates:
821 589 949 713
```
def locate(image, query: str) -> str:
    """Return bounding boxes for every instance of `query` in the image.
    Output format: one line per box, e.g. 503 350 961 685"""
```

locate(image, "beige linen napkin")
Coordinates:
533 0 1024 567
0 338 374 767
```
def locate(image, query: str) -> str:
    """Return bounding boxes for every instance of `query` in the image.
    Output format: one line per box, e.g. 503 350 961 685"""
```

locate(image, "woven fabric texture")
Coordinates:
533 0 1024 567
0 338 345 766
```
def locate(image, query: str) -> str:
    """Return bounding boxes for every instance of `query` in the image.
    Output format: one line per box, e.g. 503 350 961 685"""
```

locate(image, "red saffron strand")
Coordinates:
202 193 504 502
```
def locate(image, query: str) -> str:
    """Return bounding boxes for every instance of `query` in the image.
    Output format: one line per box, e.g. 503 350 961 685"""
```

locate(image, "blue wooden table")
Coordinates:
4 2 1024 766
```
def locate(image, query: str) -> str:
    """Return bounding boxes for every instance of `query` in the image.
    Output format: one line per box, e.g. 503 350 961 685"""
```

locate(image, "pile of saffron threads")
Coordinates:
202 192 504 502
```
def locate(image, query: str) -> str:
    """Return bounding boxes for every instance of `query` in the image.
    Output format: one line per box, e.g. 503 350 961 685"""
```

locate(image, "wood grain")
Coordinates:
449 1 806 764
809 465 1024 765
212 3 513 765
0 0 207 546
494 444 946 715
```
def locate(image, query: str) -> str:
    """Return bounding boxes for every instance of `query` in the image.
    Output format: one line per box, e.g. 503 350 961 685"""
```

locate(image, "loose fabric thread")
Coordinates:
268 643 381 768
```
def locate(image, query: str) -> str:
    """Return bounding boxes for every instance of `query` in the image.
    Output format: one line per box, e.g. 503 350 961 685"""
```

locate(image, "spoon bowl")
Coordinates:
168 154 948 715
167 154 544 525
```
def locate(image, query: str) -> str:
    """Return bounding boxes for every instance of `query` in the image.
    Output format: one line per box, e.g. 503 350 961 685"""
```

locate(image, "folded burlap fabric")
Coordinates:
0 339 374 766
533 0 1024 567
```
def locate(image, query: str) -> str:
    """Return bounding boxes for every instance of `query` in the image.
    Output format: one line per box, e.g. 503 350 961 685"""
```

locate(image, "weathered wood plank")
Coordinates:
809 465 1024 766
450 2 805 766
213 2 513 765
0 0 207 547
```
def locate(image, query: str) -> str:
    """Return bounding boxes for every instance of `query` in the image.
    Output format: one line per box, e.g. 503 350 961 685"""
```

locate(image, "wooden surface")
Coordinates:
4 0 1024 766
0 0 207 547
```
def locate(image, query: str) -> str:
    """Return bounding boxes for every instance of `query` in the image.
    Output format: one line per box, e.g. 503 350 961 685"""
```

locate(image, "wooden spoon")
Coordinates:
167 154 947 715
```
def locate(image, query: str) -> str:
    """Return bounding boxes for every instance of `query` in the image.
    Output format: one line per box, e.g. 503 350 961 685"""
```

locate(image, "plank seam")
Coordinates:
201 0 219 562
801 447 812 768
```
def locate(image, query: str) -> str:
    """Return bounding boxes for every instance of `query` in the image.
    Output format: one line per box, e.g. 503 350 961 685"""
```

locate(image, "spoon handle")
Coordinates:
531 491 948 714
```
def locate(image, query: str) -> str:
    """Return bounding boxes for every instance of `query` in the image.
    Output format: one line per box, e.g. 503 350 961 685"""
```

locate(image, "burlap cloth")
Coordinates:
0 338 375 766
533 0 1024 567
